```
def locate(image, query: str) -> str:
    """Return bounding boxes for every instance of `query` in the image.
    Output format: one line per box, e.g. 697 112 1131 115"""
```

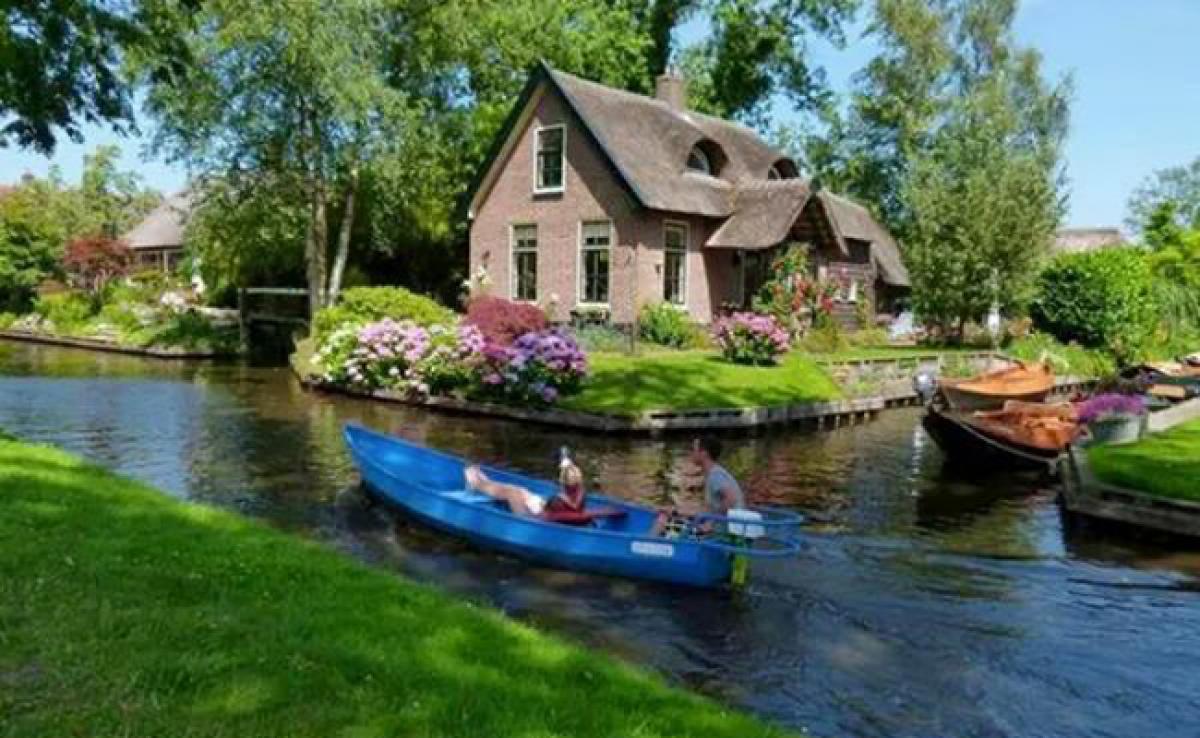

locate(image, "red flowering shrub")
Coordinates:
464 295 548 345
62 236 133 298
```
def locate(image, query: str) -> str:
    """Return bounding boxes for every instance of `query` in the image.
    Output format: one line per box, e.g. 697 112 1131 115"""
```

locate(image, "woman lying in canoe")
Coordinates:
464 458 585 518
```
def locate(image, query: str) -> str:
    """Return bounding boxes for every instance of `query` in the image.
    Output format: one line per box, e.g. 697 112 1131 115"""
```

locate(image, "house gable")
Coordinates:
467 64 644 221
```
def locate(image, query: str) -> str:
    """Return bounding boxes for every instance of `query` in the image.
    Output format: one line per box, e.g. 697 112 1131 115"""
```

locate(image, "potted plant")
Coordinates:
1078 393 1147 445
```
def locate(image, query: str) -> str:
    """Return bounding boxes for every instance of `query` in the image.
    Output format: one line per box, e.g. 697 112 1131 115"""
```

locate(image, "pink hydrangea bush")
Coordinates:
711 312 790 365
315 319 586 405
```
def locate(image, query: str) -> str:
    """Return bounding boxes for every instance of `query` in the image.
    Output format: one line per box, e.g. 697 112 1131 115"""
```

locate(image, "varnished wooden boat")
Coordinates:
939 361 1055 411
923 400 1080 470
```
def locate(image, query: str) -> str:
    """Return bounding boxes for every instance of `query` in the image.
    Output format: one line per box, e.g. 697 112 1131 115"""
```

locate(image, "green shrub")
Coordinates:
573 325 630 353
34 292 95 331
313 287 456 340
849 327 890 348
1031 248 1157 365
1007 331 1116 377
97 302 146 334
0 312 16 330
143 310 238 352
798 321 850 354
637 303 694 348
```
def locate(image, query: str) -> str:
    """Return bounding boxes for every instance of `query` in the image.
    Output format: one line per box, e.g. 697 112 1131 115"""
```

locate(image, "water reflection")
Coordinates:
2 339 1199 738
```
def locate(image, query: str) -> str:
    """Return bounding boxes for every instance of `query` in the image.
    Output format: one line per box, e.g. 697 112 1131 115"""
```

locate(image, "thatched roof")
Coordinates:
820 192 910 287
547 68 785 217
123 191 192 250
1052 227 1124 255
707 180 813 249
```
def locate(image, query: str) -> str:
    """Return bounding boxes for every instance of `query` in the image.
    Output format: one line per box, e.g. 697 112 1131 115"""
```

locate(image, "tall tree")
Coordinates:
1127 156 1200 234
807 0 1068 240
139 0 412 316
902 77 1063 337
807 0 1068 334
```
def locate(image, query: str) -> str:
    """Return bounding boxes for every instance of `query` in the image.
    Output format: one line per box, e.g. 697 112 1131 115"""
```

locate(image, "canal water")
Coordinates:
2 340 1197 738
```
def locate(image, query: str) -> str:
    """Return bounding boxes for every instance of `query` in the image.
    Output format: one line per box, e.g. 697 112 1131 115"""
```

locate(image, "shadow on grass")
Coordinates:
0 441 791 738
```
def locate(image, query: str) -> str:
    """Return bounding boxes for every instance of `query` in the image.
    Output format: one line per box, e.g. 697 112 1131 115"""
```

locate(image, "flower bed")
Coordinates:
711 312 790 365
314 318 587 407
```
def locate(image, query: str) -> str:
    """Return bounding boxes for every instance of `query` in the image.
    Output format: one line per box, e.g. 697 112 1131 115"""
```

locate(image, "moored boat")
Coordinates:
343 424 802 587
939 361 1055 411
923 400 1080 470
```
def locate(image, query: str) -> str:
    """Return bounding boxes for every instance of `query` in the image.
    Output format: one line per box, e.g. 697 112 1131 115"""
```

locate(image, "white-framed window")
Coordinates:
579 220 612 305
510 224 537 301
534 124 565 193
663 221 688 305
686 146 711 174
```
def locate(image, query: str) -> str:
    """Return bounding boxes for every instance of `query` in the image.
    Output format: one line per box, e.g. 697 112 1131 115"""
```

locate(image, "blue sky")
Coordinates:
2 0 1197 229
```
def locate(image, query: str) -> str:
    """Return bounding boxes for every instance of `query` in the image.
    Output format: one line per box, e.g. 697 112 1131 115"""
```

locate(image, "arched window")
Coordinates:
686 146 712 175
768 158 799 180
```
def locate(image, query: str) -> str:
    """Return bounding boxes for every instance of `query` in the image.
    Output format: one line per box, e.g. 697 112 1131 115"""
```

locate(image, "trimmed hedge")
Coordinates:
1031 248 1157 364
313 287 456 339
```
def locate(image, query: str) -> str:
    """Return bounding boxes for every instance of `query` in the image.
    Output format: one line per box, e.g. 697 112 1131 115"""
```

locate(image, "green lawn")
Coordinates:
1087 419 1200 503
0 438 793 738
562 351 841 415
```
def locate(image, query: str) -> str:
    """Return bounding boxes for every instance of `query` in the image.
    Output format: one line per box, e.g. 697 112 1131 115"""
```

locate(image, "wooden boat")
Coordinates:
922 401 1080 470
343 424 802 587
939 361 1055 411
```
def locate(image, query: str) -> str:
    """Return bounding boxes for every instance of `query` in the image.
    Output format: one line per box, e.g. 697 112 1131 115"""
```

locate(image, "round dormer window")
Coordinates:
686 146 712 175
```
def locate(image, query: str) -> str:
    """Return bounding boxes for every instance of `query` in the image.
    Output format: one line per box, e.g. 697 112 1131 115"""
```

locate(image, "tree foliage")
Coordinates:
902 77 1063 334
806 0 1070 239
62 235 133 298
678 0 858 126
1031 248 1157 365
0 0 192 153
1127 156 1200 234
0 149 159 310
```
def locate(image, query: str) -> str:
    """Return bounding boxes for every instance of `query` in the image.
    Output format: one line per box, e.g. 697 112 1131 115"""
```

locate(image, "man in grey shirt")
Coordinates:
650 436 744 536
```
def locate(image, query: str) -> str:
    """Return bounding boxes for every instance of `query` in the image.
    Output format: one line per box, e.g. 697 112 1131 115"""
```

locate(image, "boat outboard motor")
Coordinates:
912 371 938 405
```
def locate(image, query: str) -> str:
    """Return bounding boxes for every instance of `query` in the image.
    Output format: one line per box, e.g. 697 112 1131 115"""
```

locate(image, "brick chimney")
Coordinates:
655 69 687 111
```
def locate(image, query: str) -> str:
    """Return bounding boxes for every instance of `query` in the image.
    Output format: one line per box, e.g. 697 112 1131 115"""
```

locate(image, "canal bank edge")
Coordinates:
298 371 884 432
1060 445 1200 539
0 329 231 359
0 437 794 738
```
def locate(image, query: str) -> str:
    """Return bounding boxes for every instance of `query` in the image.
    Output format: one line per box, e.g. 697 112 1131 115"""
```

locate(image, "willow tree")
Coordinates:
139 0 411 315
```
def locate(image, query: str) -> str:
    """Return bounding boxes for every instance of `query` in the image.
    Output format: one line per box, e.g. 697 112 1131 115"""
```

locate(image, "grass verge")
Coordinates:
0 438 792 738
1087 419 1200 503
562 351 841 415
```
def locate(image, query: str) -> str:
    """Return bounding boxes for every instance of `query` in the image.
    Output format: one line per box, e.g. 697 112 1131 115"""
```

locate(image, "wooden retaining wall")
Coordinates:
1059 446 1200 539
0 329 226 359
300 376 883 434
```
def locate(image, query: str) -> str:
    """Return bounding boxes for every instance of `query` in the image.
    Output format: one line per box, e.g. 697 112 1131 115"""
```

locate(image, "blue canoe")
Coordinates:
344 424 803 587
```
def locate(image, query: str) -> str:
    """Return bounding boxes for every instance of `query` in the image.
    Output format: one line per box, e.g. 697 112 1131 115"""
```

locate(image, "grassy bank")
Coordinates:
1087 419 1200 503
562 351 841 415
0 438 791 738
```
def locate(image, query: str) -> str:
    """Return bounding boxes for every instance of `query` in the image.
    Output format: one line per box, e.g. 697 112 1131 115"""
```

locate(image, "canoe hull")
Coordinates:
939 362 1055 411
922 406 1063 471
939 385 1052 412
344 425 733 587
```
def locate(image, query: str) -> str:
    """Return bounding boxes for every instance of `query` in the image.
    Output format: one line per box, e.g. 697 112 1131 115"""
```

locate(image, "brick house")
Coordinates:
466 63 908 326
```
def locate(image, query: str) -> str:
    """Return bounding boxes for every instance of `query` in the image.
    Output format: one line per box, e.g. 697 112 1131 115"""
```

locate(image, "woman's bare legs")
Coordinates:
464 465 536 515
